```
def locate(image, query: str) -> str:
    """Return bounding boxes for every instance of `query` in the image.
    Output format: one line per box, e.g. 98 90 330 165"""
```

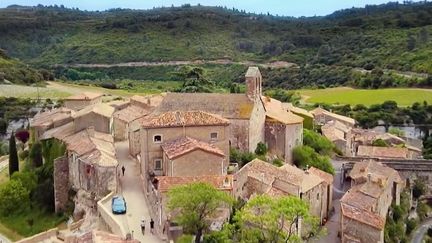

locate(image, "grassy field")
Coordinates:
298 87 432 106
0 80 181 99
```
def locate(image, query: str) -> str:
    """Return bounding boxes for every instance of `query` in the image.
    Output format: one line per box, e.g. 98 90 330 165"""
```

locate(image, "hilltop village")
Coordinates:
16 67 428 243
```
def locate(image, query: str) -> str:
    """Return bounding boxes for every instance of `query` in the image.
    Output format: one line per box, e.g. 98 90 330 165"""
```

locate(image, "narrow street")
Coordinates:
412 217 432 243
311 160 347 243
115 142 161 243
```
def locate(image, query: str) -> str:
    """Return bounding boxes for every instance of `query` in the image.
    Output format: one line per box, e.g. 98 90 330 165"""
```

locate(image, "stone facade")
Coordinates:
64 92 103 111
54 155 69 213
141 124 229 179
340 161 404 243
74 110 113 135
163 149 226 177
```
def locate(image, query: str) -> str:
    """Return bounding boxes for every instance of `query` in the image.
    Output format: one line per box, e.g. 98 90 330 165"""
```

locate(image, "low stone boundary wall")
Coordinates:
97 191 128 239
16 228 58 243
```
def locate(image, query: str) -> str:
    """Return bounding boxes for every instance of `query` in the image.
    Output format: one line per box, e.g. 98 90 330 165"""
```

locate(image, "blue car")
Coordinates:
112 196 127 214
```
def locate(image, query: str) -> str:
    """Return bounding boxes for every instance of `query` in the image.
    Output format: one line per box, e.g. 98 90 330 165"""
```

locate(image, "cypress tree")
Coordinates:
29 142 43 168
9 132 19 177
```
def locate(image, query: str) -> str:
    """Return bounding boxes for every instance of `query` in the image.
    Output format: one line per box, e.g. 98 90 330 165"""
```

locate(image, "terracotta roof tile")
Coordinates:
141 111 229 128
65 92 103 101
341 203 385 230
40 121 75 140
161 137 225 159
357 145 408 159
245 66 261 77
73 103 115 119
155 175 233 193
311 107 356 126
113 105 153 123
308 166 334 184
262 97 304 125
156 93 254 119
31 108 73 128
350 160 402 184
62 129 117 167
282 103 314 118
240 159 324 194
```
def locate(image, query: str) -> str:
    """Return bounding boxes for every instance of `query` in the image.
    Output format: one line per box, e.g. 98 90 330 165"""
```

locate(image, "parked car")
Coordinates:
112 196 127 214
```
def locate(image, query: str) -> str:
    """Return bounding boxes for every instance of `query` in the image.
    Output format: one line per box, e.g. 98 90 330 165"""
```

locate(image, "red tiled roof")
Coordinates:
357 145 408 159
155 175 233 192
161 136 225 159
141 111 229 128
341 203 385 230
31 108 73 128
308 166 334 184
114 105 153 123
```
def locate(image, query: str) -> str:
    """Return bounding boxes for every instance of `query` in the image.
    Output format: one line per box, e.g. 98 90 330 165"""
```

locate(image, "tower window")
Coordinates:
153 135 162 143
210 132 218 140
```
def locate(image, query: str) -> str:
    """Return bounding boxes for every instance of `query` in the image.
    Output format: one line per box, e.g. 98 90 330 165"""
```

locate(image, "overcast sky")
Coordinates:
0 1 424 17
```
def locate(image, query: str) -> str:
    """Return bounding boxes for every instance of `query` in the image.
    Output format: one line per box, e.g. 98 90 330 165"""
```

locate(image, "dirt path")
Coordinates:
55 59 299 69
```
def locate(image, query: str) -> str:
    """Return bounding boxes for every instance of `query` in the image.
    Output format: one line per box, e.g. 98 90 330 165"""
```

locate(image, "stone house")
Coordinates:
64 92 103 111
283 103 314 129
73 103 115 135
233 159 333 233
147 175 234 240
30 107 74 141
311 107 356 128
62 127 118 199
340 160 404 243
113 104 153 141
321 120 354 156
356 145 409 159
140 110 230 191
262 96 304 164
155 67 266 153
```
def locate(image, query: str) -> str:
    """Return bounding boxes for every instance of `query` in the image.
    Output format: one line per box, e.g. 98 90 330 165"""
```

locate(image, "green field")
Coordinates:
298 87 432 106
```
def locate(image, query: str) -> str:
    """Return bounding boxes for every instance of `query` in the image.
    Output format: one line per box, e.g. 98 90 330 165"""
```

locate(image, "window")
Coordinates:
153 135 162 143
210 132 218 140
154 159 162 170
317 193 320 200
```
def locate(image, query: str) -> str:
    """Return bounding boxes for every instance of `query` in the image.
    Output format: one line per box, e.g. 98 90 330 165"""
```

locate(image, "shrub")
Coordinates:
0 180 30 216
293 145 335 175
255 142 268 156
15 129 30 144
405 218 417 234
372 139 389 147
303 129 335 156
413 180 426 199
0 118 7 134
392 205 404 221
29 142 43 168
417 201 429 220
18 150 29 160
272 158 284 167
427 227 432 237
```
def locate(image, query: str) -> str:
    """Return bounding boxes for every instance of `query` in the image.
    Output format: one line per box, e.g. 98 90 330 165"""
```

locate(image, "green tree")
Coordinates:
303 129 335 156
29 142 43 168
175 66 214 93
413 179 426 199
293 145 335 175
372 139 389 147
8 132 19 177
0 118 7 134
255 142 268 156
0 179 29 216
233 195 318 243
168 182 234 243
389 127 405 137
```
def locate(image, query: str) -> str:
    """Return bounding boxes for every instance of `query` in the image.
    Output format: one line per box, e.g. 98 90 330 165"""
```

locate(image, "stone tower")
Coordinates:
245 66 262 100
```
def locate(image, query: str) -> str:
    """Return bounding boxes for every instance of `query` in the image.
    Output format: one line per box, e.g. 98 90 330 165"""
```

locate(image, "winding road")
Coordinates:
412 218 432 243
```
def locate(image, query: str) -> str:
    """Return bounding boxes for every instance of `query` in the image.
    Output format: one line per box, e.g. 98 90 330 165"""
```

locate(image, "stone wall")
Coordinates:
170 150 225 176
97 191 129 238
16 228 58 243
74 112 112 134
228 119 249 152
341 216 383 243
265 122 286 160
248 99 266 153
113 118 127 141
284 123 303 164
54 155 69 213
129 128 141 156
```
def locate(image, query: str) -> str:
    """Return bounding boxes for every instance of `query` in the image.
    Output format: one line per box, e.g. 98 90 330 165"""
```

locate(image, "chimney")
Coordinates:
367 173 372 182
245 67 262 101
